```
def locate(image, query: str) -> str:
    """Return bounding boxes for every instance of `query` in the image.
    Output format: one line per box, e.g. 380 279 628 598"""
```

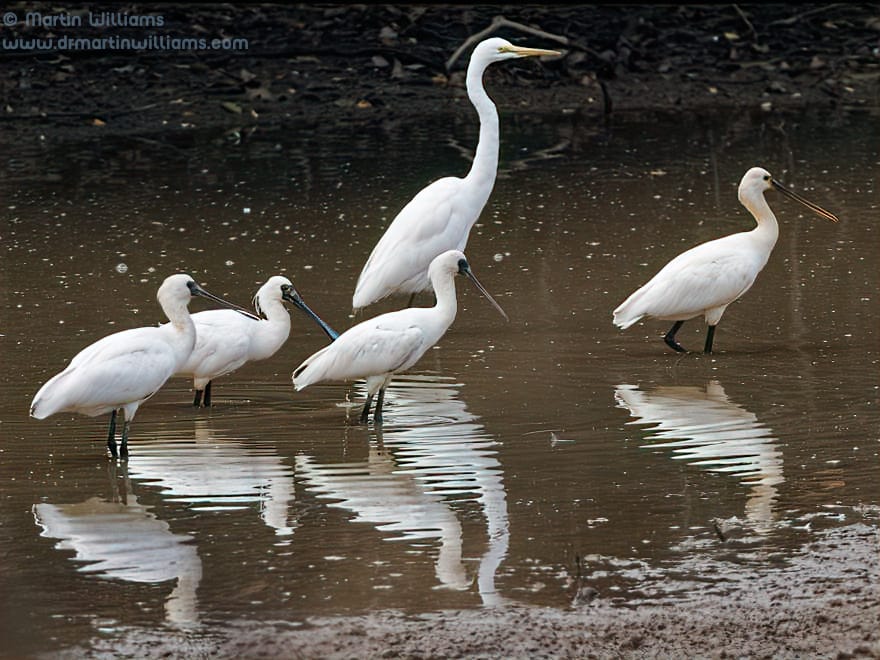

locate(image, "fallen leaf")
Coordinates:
245 86 274 101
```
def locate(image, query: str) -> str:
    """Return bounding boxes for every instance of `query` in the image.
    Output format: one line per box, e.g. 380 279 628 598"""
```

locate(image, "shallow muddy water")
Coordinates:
1 106 878 656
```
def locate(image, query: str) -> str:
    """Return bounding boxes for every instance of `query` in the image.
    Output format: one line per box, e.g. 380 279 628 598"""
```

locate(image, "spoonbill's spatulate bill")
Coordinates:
352 37 560 312
295 250 507 425
613 167 839 354
30 274 255 459
176 275 338 407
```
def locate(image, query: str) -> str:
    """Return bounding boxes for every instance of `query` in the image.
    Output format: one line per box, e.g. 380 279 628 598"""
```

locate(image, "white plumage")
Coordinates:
352 37 559 311
295 250 507 424
175 275 337 407
613 167 838 353
30 274 252 458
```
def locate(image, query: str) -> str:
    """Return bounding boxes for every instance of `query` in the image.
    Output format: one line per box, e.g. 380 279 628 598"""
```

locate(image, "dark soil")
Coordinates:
2 3 878 147
5 3 879 658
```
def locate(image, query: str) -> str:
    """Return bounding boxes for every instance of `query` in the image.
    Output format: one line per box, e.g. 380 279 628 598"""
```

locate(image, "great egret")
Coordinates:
613 167 839 353
176 275 338 407
294 250 508 425
352 37 560 311
30 273 255 459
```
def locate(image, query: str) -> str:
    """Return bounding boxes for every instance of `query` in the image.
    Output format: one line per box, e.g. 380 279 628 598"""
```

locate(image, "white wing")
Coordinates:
353 176 479 309
176 310 255 380
614 233 766 326
293 312 428 390
31 327 179 418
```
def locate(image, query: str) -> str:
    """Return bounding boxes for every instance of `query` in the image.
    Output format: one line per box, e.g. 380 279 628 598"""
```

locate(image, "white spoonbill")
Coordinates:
295 250 508 425
30 273 255 459
613 167 839 354
351 37 560 312
176 275 338 407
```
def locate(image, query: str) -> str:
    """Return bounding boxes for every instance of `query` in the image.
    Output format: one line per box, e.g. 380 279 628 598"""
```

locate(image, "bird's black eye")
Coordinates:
457 258 469 274
281 284 291 293
186 280 198 292
763 175 771 181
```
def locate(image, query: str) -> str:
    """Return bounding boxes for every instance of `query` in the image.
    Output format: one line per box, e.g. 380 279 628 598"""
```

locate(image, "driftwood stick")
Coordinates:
445 15 569 71
732 5 759 40
768 4 841 26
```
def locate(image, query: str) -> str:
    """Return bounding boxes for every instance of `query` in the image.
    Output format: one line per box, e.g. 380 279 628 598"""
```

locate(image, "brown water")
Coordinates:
1 107 878 656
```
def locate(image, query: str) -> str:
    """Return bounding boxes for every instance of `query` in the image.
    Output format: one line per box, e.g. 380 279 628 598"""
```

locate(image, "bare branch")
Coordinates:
445 15 569 71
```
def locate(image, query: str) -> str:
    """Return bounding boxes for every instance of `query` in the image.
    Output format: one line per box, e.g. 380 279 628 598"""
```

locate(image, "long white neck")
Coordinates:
743 192 780 253
163 299 198 366
248 298 291 361
463 58 500 199
430 272 459 332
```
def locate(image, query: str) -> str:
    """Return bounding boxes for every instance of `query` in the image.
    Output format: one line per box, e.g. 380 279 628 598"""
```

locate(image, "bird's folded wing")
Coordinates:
643 251 757 318
347 323 426 376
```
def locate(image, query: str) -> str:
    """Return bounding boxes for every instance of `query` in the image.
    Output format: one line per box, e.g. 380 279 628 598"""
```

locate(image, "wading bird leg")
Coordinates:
374 388 386 426
359 394 374 425
406 293 417 308
203 381 213 407
120 419 131 460
664 321 687 353
106 409 118 459
704 325 717 354
192 389 203 408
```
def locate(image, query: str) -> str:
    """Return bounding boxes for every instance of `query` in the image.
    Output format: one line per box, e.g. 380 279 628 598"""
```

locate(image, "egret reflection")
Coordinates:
614 381 784 531
32 463 202 626
297 374 510 604
126 419 296 538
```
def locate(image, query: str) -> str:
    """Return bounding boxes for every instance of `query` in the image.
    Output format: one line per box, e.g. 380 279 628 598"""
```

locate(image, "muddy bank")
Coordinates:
2 3 878 147
52 523 878 659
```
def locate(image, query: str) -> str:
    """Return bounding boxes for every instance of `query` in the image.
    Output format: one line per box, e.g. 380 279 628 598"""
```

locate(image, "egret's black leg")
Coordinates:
359 394 374 424
192 389 203 408
203 381 213 408
374 388 386 426
704 325 717 354
106 409 118 459
120 420 131 460
664 321 687 353
406 293 417 308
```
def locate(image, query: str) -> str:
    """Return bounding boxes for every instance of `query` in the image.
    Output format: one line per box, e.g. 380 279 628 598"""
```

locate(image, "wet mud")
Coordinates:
48 523 878 659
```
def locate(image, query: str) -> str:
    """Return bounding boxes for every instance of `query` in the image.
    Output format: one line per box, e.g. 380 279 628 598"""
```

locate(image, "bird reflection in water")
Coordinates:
32 462 202 627
614 381 784 532
125 418 296 538
297 374 509 605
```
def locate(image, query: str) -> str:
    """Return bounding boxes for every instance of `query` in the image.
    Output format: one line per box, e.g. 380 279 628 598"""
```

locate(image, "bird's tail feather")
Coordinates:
292 352 325 391
30 371 73 419
612 299 644 330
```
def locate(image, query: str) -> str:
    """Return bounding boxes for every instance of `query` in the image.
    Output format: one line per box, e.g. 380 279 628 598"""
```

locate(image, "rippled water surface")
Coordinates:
2 106 878 656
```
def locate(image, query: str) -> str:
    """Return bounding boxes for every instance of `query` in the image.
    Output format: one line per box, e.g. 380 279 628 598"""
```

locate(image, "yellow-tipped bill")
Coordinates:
501 45 562 58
